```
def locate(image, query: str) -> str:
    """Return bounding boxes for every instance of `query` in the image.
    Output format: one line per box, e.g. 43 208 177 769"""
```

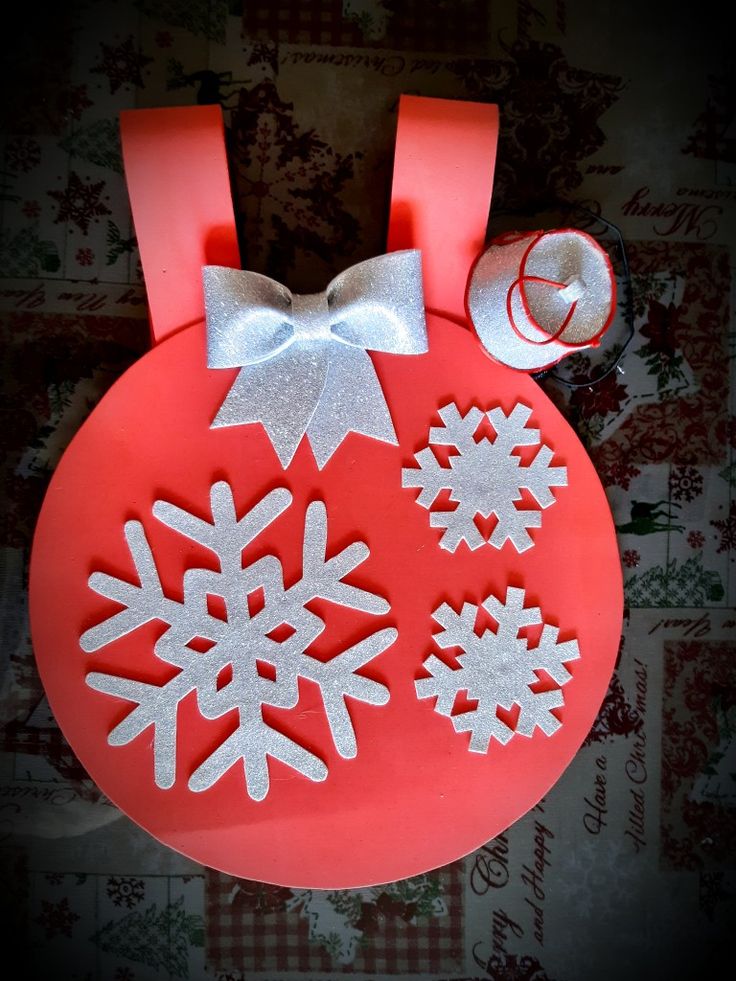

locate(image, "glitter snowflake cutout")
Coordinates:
416 587 579 752
80 481 396 801
402 402 567 552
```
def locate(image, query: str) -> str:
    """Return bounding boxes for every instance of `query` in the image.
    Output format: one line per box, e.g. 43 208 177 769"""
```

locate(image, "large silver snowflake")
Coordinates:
402 402 567 552
80 481 396 801
416 587 579 752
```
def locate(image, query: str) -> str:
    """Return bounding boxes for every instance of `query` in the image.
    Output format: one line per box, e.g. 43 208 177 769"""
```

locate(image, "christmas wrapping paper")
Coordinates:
1 2 733 978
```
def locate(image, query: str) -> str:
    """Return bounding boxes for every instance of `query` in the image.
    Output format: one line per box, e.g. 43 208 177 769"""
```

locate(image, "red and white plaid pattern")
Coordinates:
206 864 463 974
242 0 490 54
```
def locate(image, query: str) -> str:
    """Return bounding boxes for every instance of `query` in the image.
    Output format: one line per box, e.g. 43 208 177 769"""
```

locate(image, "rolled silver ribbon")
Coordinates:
467 229 616 373
203 251 427 468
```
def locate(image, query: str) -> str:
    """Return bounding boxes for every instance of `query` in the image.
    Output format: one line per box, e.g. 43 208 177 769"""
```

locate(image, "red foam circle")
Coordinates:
30 314 621 888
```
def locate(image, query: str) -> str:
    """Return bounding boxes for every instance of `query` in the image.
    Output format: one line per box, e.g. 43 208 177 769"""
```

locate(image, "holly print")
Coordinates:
105 220 137 265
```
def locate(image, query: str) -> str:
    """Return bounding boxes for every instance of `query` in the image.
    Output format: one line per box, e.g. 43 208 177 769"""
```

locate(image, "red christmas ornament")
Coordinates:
30 98 622 888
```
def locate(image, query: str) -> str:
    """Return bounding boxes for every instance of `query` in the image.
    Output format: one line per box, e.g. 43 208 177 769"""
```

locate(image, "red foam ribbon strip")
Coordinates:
387 95 499 322
120 105 241 346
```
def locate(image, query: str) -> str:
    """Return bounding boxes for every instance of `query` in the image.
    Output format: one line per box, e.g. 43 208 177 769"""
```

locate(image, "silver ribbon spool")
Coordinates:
467 229 616 373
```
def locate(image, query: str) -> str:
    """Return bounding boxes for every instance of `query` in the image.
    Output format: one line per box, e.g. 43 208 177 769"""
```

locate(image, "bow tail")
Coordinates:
211 346 330 468
306 347 398 469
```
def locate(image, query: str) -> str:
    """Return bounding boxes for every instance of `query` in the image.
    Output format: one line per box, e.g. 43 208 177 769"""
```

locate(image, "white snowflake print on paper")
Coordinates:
80 481 396 802
416 587 579 752
402 402 567 552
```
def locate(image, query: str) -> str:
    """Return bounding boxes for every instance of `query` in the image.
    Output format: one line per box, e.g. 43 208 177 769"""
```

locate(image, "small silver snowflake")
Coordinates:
416 586 579 752
402 402 567 552
81 481 396 801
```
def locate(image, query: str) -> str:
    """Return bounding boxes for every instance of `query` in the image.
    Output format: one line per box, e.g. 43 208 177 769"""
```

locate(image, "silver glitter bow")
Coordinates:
203 251 427 468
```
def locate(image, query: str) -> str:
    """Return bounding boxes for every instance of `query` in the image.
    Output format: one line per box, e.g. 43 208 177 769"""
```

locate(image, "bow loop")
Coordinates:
203 266 293 368
326 251 427 354
203 250 427 469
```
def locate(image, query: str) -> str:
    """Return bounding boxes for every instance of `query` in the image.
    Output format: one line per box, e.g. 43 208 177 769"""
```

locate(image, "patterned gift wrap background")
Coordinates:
0 1 733 978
